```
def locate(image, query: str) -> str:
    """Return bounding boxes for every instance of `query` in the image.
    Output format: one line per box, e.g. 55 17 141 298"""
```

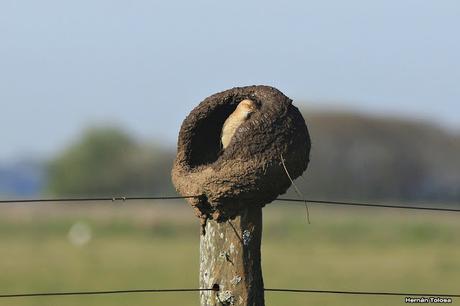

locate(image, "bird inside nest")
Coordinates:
221 99 258 149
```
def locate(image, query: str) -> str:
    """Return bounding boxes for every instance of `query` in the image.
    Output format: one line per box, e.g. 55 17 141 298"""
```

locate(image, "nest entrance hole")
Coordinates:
188 96 261 168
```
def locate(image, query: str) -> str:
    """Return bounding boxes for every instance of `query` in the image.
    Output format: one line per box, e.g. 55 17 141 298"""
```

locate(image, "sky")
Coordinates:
1 0 459 162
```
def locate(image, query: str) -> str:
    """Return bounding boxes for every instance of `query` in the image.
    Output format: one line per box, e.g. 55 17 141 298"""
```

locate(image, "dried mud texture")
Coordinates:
172 85 311 223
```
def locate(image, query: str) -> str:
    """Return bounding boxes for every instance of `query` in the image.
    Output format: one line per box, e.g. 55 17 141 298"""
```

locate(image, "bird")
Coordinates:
221 99 257 149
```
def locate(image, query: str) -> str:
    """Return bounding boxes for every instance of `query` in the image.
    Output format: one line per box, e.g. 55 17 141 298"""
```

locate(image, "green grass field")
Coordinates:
0 202 459 306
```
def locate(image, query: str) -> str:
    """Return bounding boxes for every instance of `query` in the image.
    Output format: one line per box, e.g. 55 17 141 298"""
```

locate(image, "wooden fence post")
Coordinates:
171 85 311 306
200 206 264 306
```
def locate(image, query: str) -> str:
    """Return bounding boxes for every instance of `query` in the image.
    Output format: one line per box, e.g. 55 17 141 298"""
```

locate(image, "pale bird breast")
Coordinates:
221 112 249 149
221 99 256 149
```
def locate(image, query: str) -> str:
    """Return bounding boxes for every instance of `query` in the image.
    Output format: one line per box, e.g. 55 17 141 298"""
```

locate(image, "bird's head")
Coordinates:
236 99 257 118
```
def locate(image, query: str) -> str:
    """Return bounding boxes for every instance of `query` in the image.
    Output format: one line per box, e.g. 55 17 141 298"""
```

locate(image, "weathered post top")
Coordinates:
171 85 311 306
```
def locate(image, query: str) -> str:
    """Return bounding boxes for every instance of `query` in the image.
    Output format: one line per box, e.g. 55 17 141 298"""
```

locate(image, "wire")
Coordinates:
0 195 199 204
0 288 217 298
277 198 460 213
280 154 311 223
1 287 458 299
1 195 459 213
264 288 460 297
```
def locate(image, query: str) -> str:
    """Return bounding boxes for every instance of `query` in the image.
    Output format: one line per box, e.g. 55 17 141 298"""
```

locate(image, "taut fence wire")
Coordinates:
0 288 217 298
1 287 459 299
277 198 460 213
0 195 198 204
1 195 459 213
264 288 460 297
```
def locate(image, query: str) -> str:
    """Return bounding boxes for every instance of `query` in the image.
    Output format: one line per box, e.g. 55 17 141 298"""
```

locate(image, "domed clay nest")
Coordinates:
172 85 311 223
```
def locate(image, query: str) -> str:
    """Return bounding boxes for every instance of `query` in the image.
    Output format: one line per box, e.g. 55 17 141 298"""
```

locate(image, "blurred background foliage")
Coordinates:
302 111 460 203
34 111 460 205
46 127 174 197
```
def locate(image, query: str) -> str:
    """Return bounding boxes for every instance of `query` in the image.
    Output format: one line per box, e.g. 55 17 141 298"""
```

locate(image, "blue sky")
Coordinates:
1 0 459 162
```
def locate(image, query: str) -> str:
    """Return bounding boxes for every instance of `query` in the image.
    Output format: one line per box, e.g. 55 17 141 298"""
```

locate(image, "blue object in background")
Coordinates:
0 160 45 197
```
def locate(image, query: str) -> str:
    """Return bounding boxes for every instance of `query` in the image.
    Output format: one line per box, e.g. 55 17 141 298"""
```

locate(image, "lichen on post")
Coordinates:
200 206 264 305
172 85 311 306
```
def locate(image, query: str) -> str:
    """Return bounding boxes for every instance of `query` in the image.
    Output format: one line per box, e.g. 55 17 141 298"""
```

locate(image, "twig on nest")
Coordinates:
280 153 311 224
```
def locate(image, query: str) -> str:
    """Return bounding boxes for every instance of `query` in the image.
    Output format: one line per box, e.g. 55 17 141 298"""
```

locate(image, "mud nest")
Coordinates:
172 85 311 223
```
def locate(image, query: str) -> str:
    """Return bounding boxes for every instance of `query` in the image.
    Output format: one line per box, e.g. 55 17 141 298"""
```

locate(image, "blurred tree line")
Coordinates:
47 127 174 196
47 113 460 203
300 111 460 203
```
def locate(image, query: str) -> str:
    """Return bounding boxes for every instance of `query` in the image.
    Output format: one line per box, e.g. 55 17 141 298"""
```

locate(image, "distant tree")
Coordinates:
47 126 175 196
291 111 460 203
